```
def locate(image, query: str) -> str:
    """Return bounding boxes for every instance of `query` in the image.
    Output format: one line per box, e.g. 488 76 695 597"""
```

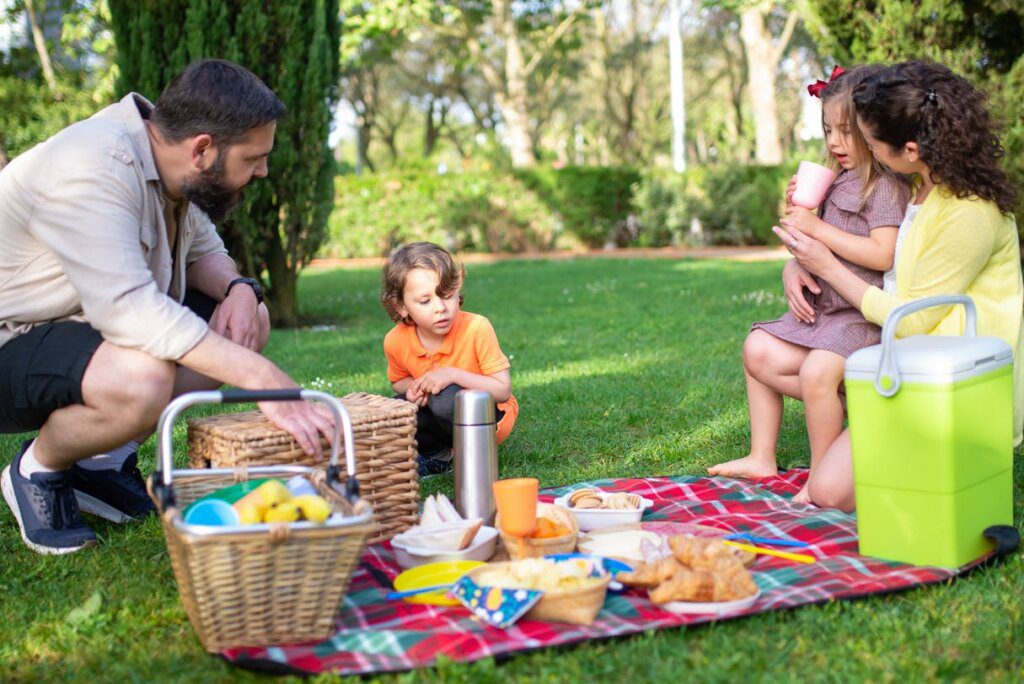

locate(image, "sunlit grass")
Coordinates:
1 256 1020 682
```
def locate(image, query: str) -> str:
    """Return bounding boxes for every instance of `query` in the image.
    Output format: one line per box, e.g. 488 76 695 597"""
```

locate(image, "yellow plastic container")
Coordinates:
845 296 1014 568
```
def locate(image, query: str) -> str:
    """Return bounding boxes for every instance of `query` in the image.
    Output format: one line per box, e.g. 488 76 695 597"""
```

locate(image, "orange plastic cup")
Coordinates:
492 478 538 538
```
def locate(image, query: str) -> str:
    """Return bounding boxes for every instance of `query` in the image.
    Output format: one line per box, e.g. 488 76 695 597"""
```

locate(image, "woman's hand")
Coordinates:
784 175 797 209
782 259 820 323
774 225 839 279
780 206 825 240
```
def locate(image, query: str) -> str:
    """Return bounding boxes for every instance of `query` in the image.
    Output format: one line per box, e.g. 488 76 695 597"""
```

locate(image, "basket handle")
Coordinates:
151 389 359 510
874 295 977 397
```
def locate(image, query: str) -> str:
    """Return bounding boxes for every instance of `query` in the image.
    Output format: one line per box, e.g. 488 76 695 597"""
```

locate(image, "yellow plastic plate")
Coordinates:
392 560 486 605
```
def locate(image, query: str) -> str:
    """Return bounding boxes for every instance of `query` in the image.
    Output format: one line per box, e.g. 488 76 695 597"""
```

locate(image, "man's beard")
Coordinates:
180 152 244 224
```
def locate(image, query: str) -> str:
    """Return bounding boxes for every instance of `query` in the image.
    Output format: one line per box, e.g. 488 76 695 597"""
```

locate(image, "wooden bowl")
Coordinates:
497 502 578 559
467 560 610 626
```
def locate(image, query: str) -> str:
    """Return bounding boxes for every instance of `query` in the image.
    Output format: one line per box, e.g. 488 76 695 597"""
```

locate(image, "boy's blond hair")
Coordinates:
380 242 465 325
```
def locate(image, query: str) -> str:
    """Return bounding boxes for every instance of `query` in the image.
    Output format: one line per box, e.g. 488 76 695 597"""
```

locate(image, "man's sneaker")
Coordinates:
72 453 156 523
416 449 454 477
1 440 98 555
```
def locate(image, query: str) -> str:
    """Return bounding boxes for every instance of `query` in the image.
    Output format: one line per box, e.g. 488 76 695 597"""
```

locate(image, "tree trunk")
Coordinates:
740 3 782 164
358 120 375 173
497 1 536 168
24 0 61 100
265 240 298 328
0 141 8 170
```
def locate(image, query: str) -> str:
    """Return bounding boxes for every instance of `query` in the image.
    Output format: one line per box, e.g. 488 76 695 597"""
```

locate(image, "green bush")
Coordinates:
630 164 794 247
514 166 641 247
629 168 703 246
324 163 801 258
0 76 100 158
325 169 573 258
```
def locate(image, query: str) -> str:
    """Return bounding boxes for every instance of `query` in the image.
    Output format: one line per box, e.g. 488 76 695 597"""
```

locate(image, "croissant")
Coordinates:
649 569 716 603
668 535 739 571
617 556 681 588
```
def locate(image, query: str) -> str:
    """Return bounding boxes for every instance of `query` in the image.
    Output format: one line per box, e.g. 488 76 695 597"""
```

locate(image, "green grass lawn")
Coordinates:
1 256 1021 682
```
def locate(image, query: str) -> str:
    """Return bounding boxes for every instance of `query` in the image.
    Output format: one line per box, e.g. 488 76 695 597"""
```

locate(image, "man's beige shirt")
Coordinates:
0 93 229 360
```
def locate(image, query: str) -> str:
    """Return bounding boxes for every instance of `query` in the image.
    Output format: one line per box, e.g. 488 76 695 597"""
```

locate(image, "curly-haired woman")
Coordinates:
775 60 1023 511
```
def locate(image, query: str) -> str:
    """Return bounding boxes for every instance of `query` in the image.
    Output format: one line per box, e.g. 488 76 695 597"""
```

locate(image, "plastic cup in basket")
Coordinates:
465 556 610 626
553 487 654 532
497 502 578 560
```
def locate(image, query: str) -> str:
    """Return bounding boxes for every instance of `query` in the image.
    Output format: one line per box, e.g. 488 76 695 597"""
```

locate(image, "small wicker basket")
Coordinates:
467 561 610 626
187 392 418 543
149 389 375 652
498 502 579 559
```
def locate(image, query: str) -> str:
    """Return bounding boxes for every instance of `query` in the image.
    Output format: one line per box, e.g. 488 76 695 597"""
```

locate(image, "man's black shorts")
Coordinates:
0 290 218 433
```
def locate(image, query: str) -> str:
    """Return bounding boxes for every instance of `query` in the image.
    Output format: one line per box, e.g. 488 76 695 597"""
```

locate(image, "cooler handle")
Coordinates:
875 295 977 397
151 389 358 509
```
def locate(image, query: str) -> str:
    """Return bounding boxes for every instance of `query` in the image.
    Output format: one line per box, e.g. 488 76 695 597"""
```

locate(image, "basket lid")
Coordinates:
846 334 1012 384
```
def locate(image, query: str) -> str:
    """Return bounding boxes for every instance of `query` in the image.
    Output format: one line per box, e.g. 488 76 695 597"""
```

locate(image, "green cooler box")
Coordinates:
845 295 1014 568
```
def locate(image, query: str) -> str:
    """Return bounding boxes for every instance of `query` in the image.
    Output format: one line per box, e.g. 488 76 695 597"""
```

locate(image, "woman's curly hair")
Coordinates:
853 60 1019 215
380 242 465 325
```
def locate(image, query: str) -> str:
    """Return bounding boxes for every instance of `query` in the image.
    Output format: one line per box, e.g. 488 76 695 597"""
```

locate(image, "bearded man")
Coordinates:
0 59 333 554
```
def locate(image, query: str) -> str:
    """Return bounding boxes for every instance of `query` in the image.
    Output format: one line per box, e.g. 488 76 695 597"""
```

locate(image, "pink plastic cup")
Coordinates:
791 161 838 209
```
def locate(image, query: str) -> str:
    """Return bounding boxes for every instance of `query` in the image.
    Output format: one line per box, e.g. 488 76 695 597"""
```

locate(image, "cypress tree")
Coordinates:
108 0 341 326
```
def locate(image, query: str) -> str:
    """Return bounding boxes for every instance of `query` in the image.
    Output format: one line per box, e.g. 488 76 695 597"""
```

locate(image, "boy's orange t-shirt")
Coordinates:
383 310 518 443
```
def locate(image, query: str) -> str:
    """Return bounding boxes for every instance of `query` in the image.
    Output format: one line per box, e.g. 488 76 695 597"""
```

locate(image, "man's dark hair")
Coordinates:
150 59 286 146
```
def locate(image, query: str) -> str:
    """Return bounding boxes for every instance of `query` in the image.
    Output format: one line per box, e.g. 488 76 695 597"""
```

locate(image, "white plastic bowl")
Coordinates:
391 526 499 569
553 491 654 531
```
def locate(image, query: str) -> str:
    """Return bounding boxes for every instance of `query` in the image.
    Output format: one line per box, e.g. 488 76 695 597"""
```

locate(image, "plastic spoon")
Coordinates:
723 540 816 564
724 533 810 548
385 584 452 600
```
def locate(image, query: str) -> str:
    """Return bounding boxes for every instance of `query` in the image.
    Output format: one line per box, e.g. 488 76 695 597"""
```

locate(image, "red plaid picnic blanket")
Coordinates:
220 470 996 676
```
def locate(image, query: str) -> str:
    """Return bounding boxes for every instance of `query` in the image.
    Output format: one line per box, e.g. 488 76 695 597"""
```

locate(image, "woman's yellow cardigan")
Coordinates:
860 187 1024 444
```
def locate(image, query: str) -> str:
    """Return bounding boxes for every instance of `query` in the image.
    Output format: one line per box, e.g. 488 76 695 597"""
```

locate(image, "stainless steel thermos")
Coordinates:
453 389 499 524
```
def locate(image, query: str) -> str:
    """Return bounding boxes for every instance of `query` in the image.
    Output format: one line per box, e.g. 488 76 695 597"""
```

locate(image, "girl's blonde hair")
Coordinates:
820 65 899 206
380 242 465 325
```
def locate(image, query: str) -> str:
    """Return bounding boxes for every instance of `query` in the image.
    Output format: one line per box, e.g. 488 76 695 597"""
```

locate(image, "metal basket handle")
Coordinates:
151 389 358 509
875 295 977 397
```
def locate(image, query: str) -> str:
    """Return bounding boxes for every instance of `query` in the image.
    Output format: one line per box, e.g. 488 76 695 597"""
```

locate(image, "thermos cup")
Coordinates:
453 389 499 524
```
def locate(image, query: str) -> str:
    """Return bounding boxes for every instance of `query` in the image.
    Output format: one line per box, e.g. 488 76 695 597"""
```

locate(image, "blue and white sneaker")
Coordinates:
72 453 156 523
1 440 98 555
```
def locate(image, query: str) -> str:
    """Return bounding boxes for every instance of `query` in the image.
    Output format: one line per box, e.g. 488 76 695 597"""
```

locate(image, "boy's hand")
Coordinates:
785 175 797 208
412 368 456 396
780 206 824 239
405 384 429 406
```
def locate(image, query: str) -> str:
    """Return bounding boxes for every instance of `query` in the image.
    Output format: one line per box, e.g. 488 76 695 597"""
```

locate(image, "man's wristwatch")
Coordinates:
225 277 264 305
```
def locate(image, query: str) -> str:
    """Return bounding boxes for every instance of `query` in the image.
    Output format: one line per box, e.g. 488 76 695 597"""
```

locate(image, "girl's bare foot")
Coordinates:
791 484 813 504
707 454 777 480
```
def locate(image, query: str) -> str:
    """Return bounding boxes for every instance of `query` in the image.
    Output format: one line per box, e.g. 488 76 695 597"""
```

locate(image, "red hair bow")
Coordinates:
807 65 846 98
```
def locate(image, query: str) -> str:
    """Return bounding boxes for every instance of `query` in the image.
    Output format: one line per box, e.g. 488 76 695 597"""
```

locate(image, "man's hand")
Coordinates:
258 394 336 459
780 206 825 240
211 286 267 351
781 258 820 324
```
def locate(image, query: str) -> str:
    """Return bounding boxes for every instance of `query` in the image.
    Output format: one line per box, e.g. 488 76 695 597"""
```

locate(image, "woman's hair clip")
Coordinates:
807 65 846 98
925 89 939 105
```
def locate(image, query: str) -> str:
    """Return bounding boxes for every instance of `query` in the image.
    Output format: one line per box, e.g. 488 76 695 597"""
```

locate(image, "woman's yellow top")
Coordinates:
860 186 1024 445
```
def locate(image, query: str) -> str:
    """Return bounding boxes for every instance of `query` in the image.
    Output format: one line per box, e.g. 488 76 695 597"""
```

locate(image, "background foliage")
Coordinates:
107 0 340 326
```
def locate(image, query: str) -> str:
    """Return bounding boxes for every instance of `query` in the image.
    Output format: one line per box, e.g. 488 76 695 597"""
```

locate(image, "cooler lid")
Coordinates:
846 335 1013 383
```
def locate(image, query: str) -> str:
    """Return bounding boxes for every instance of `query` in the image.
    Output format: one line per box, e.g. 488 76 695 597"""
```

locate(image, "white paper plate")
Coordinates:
391 526 499 569
553 491 654 532
653 588 761 615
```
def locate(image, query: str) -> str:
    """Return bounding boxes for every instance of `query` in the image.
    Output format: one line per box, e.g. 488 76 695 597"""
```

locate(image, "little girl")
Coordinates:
708 65 910 503
380 242 519 477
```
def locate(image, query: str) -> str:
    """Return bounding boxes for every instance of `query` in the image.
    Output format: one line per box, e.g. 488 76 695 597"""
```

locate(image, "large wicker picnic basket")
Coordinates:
148 389 375 652
187 392 419 543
